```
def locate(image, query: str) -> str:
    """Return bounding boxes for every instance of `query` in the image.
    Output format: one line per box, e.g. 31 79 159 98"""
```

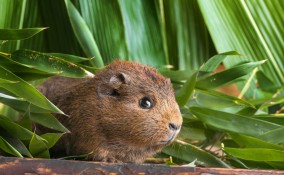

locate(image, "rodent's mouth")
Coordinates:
159 133 176 145
159 140 172 145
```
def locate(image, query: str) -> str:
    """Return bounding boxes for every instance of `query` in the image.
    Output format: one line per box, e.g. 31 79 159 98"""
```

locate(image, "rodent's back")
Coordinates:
37 76 87 103
37 60 182 163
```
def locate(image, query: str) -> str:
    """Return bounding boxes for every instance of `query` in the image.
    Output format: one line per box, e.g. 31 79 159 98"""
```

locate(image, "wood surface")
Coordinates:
1 157 284 175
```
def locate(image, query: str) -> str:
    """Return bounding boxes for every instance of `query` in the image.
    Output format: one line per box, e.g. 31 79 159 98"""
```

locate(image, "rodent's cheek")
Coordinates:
169 107 183 129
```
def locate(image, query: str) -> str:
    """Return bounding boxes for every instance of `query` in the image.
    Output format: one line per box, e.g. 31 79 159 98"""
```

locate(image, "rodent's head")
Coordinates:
88 61 182 149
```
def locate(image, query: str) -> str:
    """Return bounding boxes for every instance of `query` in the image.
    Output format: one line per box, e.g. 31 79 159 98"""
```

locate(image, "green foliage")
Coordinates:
0 64 62 113
163 140 231 168
64 0 104 67
11 50 94 78
198 0 284 93
0 28 47 40
0 0 283 170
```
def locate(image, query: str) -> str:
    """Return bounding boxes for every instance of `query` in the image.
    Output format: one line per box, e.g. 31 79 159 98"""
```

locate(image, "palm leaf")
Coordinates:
162 0 216 69
198 0 284 85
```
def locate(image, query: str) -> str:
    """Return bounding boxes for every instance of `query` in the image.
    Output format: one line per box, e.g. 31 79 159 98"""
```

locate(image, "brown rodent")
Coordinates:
37 60 182 163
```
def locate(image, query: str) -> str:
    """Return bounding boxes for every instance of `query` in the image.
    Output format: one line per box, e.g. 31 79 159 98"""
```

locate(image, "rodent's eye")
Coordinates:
139 97 154 109
110 89 120 96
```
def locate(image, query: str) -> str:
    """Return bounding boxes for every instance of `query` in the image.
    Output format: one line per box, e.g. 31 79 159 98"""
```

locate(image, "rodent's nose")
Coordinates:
169 123 181 131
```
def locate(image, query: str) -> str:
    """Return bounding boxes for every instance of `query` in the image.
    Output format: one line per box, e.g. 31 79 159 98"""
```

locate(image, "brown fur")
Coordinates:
37 61 182 163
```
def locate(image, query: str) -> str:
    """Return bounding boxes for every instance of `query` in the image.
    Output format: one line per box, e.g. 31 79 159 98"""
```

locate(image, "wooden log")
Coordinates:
0 157 284 175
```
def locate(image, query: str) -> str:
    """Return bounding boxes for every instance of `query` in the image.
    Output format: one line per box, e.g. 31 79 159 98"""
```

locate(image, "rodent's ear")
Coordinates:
97 73 130 97
109 73 130 89
165 78 171 85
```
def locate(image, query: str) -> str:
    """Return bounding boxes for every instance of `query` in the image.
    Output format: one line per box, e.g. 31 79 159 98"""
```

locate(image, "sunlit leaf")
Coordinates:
200 51 240 72
161 0 215 69
30 113 69 133
196 89 254 108
236 107 258 116
11 50 94 78
79 65 101 74
175 71 197 106
76 0 128 65
0 95 53 114
224 147 284 161
258 127 284 144
257 71 279 93
162 140 231 168
0 65 63 113
0 28 46 40
0 78 18 84
29 132 49 158
254 115 284 126
0 136 23 157
251 96 284 109
196 60 266 89
47 53 91 63
0 54 55 81
41 133 64 149
229 133 284 151
0 115 45 141
198 0 284 85
190 107 281 138
119 0 166 66
267 162 284 169
64 0 104 67
1 136 32 157
160 70 194 82
178 126 206 141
